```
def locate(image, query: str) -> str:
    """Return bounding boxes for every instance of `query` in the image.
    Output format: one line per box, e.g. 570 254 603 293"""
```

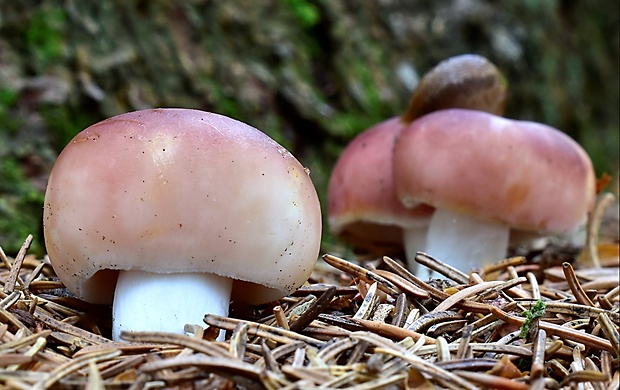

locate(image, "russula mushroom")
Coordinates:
328 54 507 274
393 108 596 279
327 117 434 270
43 108 322 341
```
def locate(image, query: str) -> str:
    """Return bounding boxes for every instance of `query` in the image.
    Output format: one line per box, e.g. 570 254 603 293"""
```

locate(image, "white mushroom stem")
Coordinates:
423 209 510 280
112 271 233 341
402 226 429 278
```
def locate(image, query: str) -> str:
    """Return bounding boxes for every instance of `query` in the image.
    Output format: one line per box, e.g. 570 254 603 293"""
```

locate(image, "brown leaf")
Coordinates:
486 355 523 379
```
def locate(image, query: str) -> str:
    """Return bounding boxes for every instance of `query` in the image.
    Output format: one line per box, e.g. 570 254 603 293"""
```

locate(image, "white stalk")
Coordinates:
112 271 232 341
424 209 510 280
402 226 429 278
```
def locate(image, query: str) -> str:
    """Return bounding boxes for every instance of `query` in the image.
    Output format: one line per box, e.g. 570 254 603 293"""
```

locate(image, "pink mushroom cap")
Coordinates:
394 108 596 235
44 108 322 306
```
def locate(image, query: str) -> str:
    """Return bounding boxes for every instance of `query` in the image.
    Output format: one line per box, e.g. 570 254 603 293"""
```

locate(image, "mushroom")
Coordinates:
43 108 322 341
393 108 596 279
328 54 506 273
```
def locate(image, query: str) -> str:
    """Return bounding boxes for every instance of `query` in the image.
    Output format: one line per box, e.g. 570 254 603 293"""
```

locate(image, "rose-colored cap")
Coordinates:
44 108 322 305
393 109 596 234
328 117 434 256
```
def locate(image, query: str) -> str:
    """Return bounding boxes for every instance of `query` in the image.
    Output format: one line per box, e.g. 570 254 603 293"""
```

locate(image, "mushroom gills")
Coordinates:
422 209 510 280
112 270 233 341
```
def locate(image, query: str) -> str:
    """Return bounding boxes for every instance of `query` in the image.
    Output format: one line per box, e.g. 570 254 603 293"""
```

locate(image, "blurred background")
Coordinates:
0 0 618 256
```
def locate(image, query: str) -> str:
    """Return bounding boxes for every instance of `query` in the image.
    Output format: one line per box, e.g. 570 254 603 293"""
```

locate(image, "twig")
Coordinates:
139 354 263 381
456 324 473 360
481 256 527 277
372 269 429 299
562 262 596 307
33 349 121 390
530 329 546 379
597 313 620 356
455 371 529 390
408 311 463 333
273 306 290 330
289 285 337 331
489 306 616 353
204 314 325 347
382 256 492 313
32 309 110 345
414 252 469 284
433 279 525 313
351 318 435 344
351 332 478 390
3 235 32 294
119 331 232 357
584 192 616 268
322 255 401 296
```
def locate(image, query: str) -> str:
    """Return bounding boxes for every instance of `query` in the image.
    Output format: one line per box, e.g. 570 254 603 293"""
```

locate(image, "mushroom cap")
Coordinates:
328 117 434 256
393 109 596 234
402 54 507 122
44 108 322 305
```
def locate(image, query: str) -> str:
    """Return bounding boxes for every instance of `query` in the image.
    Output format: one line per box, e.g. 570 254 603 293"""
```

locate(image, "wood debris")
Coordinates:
0 195 618 389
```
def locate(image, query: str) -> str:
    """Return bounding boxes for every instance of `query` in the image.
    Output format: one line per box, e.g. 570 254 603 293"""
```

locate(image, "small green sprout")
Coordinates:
519 299 546 339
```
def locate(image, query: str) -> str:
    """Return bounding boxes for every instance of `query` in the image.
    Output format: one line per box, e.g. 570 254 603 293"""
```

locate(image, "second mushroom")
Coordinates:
328 54 507 275
393 108 596 279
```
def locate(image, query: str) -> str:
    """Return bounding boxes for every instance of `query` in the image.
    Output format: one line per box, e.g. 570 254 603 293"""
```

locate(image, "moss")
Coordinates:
25 6 67 72
0 159 45 256
0 89 43 255
582 128 620 175
38 105 97 152
519 299 546 339
283 0 320 28
324 112 377 139
0 88 19 123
